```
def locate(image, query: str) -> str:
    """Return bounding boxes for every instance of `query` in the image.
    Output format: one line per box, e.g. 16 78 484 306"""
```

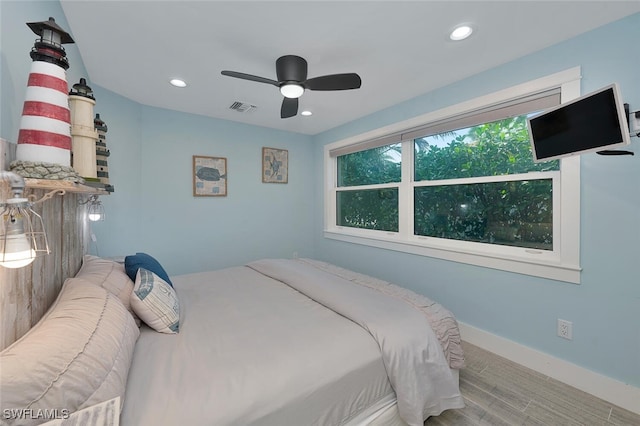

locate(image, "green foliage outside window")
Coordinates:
336 115 559 249
338 143 401 187
414 116 558 181
336 143 400 231
414 180 553 249
337 189 399 232
414 115 558 250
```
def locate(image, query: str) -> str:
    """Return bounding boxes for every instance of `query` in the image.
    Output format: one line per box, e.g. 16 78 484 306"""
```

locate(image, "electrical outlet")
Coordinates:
557 319 573 340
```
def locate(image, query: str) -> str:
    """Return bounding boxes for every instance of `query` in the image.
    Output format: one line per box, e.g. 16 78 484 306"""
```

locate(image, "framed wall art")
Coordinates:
262 147 288 183
193 155 227 197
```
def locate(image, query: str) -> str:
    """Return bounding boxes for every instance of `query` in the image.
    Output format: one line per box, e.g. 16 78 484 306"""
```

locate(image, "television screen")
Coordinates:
527 83 631 162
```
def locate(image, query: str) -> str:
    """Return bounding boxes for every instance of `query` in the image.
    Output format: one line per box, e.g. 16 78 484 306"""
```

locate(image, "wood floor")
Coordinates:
425 341 640 426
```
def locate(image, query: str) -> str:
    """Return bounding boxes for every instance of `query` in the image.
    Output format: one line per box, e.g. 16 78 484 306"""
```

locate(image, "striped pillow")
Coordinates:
131 268 180 334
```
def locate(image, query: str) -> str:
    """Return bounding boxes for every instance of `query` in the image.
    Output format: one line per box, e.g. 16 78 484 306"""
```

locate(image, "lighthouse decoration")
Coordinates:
94 113 113 191
68 78 98 178
13 17 80 180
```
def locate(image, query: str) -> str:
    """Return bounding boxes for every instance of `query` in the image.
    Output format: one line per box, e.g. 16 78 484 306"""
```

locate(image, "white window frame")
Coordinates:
324 67 582 284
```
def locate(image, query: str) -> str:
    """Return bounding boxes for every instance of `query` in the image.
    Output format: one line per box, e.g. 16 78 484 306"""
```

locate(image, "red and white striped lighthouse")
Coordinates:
16 17 74 167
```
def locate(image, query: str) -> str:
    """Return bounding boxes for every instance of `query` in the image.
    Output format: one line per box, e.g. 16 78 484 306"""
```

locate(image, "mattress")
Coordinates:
121 266 395 426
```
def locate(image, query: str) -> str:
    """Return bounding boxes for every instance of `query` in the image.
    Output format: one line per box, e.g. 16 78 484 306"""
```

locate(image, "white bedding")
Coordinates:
297 258 464 370
121 260 464 426
122 266 394 425
248 259 464 425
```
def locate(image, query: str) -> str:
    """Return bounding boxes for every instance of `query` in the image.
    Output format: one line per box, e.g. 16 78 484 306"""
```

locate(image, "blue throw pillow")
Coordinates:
124 252 173 288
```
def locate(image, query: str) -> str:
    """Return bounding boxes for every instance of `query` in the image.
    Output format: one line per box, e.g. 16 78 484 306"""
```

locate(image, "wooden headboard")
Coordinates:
0 180 95 351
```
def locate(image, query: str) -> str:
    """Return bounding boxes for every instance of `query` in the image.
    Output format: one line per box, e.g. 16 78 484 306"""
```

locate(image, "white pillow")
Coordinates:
131 268 180 333
0 279 139 426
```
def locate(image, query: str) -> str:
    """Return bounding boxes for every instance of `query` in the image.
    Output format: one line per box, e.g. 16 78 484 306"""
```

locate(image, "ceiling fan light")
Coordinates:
280 84 304 99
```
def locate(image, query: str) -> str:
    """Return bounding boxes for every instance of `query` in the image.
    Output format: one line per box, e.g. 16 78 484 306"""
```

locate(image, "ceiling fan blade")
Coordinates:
281 97 298 119
305 73 362 91
221 70 278 86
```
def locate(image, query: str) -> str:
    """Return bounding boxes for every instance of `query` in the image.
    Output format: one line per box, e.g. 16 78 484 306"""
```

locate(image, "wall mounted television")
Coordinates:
527 83 631 162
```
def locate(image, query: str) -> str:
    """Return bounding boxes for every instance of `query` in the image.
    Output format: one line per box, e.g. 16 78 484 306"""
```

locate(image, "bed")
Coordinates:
0 255 464 426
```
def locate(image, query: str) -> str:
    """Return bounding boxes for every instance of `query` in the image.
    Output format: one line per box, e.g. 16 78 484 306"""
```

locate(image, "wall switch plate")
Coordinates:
557 319 573 340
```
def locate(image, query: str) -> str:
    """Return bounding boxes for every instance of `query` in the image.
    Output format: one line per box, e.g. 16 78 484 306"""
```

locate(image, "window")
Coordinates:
337 144 401 231
325 68 582 283
413 115 558 251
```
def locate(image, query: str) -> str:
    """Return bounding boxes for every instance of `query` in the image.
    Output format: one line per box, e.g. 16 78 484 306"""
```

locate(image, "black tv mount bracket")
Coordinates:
597 103 637 156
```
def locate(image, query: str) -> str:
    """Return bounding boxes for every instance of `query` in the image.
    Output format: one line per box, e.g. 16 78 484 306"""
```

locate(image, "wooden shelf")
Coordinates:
25 178 109 194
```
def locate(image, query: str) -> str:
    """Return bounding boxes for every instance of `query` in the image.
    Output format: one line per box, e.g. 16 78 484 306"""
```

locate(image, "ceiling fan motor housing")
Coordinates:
276 55 308 84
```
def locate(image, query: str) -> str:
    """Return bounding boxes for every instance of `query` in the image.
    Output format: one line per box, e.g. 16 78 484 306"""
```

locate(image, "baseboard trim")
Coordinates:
459 321 640 415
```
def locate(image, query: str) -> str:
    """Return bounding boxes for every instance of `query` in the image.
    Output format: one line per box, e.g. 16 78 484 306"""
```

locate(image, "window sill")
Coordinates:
324 229 581 284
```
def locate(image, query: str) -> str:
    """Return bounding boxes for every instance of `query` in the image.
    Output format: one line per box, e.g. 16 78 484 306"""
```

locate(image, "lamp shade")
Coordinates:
0 194 49 269
88 199 105 221
0 233 36 268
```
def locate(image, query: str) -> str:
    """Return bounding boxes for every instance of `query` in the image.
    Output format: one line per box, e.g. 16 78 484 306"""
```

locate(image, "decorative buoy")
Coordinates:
15 17 75 169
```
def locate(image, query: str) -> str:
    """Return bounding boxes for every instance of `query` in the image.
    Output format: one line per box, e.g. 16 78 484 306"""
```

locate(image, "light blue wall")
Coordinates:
1 0 316 276
86 84 316 275
107 104 314 275
313 13 640 387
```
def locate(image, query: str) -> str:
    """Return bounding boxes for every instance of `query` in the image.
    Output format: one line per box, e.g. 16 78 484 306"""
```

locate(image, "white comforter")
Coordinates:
122 266 395 426
122 259 464 426
248 259 464 425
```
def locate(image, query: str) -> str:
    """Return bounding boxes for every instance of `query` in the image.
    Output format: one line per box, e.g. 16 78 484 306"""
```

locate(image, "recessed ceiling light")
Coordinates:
450 25 473 41
169 78 187 87
301 110 312 116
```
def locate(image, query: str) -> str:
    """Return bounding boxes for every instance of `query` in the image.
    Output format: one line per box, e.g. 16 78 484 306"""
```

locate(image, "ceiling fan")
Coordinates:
221 55 362 119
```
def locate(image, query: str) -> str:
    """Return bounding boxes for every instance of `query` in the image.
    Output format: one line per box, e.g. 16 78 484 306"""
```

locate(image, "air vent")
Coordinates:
229 101 257 113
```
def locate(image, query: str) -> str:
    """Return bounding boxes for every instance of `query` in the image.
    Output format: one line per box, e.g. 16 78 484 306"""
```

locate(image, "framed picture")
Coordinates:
193 155 227 197
262 147 288 183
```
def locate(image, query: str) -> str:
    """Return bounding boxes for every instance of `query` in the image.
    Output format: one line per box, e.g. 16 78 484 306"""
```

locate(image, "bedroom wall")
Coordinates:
96 101 315 275
313 13 640 389
1 1 316 277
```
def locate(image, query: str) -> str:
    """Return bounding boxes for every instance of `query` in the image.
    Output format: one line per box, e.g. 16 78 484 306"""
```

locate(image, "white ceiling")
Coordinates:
59 1 640 136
